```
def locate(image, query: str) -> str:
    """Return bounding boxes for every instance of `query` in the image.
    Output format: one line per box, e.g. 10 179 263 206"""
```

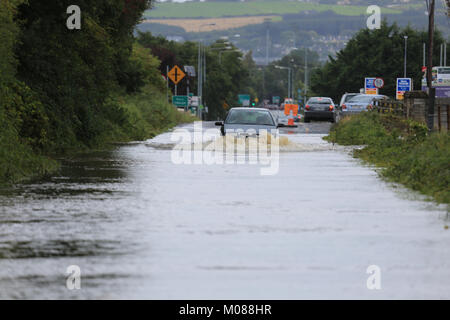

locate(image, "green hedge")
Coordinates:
326 112 449 204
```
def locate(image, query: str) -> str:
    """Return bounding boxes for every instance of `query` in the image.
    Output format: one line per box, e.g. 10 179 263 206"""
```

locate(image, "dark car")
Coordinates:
304 97 337 123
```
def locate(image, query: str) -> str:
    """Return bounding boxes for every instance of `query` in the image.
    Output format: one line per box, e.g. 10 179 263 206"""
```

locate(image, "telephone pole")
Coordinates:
426 0 436 130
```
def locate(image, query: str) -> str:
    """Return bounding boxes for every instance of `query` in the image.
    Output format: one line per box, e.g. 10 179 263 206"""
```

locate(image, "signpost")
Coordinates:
168 66 186 85
189 96 199 107
396 78 412 100
365 77 378 95
374 78 385 89
238 94 251 107
168 65 186 96
272 96 280 104
172 95 189 108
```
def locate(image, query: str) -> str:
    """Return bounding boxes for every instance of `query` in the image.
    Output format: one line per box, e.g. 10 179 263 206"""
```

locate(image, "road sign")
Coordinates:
238 94 250 107
184 66 196 77
189 96 199 107
272 96 280 104
172 95 188 108
365 77 378 95
168 66 186 85
396 78 412 100
374 78 385 89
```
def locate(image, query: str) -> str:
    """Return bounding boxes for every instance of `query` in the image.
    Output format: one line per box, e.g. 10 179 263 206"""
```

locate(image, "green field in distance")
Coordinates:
145 1 403 19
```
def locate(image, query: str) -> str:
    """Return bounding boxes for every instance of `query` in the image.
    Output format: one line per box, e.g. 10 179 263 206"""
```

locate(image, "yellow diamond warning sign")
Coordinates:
168 65 186 85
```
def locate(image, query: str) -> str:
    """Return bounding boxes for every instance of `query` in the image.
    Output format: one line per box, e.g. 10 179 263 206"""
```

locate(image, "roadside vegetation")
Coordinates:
325 112 450 204
311 22 447 102
136 32 253 120
0 0 195 184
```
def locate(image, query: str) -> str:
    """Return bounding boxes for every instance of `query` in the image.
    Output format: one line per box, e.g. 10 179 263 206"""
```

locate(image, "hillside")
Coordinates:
145 1 403 19
139 0 448 63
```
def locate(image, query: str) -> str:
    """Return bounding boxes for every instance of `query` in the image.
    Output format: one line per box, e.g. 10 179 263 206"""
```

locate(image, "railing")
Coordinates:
372 99 449 132
373 100 405 116
437 104 450 132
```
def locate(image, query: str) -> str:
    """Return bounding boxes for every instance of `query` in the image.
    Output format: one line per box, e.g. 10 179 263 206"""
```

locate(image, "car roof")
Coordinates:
230 107 271 112
309 97 332 99
351 94 386 98
308 97 333 101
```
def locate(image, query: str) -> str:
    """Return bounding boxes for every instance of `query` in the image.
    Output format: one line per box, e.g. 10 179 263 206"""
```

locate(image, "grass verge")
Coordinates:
0 87 196 185
325 112 450 205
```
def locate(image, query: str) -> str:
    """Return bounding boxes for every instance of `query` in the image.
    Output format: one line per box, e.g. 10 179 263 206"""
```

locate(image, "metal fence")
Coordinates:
373 100 405 116
374 98 449 132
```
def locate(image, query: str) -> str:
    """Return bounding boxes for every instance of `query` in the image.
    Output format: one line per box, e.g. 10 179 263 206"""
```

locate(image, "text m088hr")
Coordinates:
223 305 271 315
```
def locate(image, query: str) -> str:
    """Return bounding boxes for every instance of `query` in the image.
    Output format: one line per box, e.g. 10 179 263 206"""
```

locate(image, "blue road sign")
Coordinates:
365 78 376 89
365 77 378 94
397 78 412 91
396 78 412 100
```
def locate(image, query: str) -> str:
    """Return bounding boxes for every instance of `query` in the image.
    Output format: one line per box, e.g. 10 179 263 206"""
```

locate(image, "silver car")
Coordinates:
215 108 281 136
339 93 361 109
341 94 388 115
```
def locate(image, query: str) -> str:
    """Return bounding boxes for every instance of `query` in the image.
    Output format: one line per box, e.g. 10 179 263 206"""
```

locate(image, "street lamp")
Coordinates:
291 63 303 102
197 23 216 118
404 35 408 78
275 65 292 99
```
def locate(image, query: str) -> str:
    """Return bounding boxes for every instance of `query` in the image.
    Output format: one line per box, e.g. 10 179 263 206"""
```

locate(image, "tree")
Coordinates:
311 21 446 102
0 0 22 85
14 0 152 148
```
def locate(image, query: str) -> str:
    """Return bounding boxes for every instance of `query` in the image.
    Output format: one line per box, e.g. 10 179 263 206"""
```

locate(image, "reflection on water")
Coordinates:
0 239 122 259
0 123 449 299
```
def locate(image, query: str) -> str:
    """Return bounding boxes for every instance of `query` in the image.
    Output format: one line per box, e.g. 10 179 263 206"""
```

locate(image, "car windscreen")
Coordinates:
344 94 359 102
347 96 374 103
225 110 275 126
307 98 332 104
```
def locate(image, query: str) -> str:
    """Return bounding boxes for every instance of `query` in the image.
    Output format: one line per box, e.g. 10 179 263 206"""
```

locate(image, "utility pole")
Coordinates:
288 67 292 99
423 43 426 67
444 42 447 67
166 65 169 104
404 36 408 78
197 41 202 114
265 20 270 66
274 65 292 99
196 23 215 119
426 0 436 131
304 48 308 102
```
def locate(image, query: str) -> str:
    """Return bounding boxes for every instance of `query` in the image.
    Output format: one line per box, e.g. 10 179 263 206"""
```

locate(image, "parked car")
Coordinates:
339 93 361 109
304 97 337 123
215 108 281 136
341 94 388 115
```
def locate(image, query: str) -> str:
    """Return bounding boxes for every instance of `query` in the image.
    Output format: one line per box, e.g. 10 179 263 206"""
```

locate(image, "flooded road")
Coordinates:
0 121 449 299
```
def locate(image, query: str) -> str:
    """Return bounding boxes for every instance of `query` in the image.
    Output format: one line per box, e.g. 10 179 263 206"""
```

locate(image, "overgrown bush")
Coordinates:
326 112 449 204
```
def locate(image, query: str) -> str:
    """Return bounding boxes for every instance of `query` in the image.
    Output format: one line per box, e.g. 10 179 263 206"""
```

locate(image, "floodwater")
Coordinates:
0 121 448 299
